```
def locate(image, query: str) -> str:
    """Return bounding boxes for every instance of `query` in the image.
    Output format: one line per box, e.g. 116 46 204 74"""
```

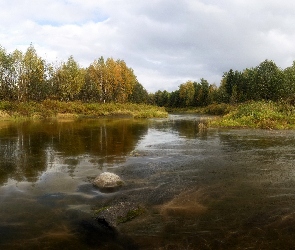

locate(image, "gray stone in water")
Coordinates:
93 172 124 191
95 202 143 228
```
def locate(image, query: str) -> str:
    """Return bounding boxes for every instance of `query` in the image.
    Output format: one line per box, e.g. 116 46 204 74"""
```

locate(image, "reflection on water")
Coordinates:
1 115 295 249
0 119 148 185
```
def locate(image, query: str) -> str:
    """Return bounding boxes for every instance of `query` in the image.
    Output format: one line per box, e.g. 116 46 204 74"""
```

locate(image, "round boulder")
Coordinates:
93 172 124 192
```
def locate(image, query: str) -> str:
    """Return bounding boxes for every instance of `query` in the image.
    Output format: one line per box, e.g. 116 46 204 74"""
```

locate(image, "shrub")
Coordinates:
203 103 232 115
210 101 295 129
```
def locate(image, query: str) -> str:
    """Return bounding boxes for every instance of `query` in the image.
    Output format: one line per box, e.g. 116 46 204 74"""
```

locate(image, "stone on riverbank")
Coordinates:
93 172 124 191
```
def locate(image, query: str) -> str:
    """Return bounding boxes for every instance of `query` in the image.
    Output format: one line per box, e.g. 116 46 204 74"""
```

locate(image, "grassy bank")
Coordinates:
0 100 168 120
167 103 233 116
210 101 295 129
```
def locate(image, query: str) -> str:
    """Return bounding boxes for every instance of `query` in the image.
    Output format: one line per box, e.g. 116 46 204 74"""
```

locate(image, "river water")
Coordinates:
1 115 295 249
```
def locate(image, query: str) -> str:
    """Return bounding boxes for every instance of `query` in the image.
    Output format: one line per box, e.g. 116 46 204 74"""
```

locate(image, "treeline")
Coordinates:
0 45 149 103
2 44 295 109
152 59 295 108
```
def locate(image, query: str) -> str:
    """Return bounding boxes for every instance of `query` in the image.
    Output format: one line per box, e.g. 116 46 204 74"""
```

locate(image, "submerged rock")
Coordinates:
95 202 145 228
93 172 124 192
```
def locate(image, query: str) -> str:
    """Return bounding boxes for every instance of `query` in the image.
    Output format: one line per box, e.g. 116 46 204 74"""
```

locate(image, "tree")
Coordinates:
222 69 244 103
0 46 17 100
169 90 181 107
199 78 210 106
207 84 218 104
128 81 149 103
54 56 85 101
154 90 170 107
85 57 137 103
241 67 259 101
105 57 120 102
86 57 107 102
21 45 47 101
283 61 295 101
255 60 284 101
79 66 100 102
116 59 137 103
179 80 195 107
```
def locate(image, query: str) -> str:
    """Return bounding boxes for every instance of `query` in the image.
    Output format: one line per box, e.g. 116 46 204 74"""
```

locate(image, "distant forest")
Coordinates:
0 44 149 104
1 44 295 107
154 60 295 108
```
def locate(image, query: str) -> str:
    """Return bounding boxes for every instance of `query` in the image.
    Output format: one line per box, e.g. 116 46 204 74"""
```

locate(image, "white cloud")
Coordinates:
1 0 295 92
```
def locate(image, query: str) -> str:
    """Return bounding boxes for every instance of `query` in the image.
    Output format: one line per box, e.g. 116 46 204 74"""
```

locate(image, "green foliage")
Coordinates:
193 78 210 106
221 60 288 104
21 45 47 101
210 101 295 129
154 78 218 109
179 80 195 106
157 58 295 111
203 103 233 115
54 56 85 101
154 90 170 107
0 100 13 110
128 81 149 103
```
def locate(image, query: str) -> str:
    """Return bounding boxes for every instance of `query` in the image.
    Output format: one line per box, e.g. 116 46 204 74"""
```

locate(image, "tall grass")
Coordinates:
167 103 233 116
0 100 168 119
210 101 295 129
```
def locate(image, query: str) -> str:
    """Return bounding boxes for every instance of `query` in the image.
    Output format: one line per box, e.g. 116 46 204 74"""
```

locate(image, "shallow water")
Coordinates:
1 115 295 249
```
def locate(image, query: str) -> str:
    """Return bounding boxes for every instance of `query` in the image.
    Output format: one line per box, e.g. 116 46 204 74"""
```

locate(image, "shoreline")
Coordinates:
2 100 295 130
0 101 168 121
168 101 295 130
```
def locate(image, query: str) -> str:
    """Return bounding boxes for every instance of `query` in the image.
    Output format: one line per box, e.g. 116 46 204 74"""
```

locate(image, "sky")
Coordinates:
1 0 295 93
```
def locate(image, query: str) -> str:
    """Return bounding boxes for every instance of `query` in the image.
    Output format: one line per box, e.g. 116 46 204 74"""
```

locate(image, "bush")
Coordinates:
203 103 232 115
0 101 14 111
210 101 295 129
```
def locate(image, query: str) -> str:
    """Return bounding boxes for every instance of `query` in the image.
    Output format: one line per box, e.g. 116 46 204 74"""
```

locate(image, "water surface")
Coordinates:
1 115 295 249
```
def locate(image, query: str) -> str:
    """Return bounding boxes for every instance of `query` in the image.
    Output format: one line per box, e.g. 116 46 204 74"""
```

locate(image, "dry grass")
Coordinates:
0 100 168 120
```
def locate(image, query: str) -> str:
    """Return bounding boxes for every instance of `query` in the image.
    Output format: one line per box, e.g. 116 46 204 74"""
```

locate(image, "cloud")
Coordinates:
1 0 295 92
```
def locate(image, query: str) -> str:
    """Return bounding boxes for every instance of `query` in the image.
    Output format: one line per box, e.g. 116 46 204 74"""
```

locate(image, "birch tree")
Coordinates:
54 56 85 101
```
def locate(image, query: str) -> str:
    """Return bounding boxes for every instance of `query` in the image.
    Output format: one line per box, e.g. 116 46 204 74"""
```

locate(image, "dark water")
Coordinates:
1 115 295 249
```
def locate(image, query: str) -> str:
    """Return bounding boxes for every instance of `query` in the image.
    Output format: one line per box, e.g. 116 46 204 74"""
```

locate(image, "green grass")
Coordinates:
168 103 233 116
210 101 295 129
0 100 168 120
202 103 233 115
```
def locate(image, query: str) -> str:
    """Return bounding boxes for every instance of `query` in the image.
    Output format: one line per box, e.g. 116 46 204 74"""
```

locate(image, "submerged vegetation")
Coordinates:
116 206 145 224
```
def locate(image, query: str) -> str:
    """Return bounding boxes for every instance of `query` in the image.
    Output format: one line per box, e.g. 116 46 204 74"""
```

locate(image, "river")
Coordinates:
1 114 295 249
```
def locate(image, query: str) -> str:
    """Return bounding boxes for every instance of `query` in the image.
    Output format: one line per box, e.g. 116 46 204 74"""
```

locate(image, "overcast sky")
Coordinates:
1 0 295 92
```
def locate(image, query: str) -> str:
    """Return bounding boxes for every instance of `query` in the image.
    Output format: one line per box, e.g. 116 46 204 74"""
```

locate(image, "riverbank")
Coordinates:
209 101 295 129
0 100 168 120
167 101 295 130
167 103 233 116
